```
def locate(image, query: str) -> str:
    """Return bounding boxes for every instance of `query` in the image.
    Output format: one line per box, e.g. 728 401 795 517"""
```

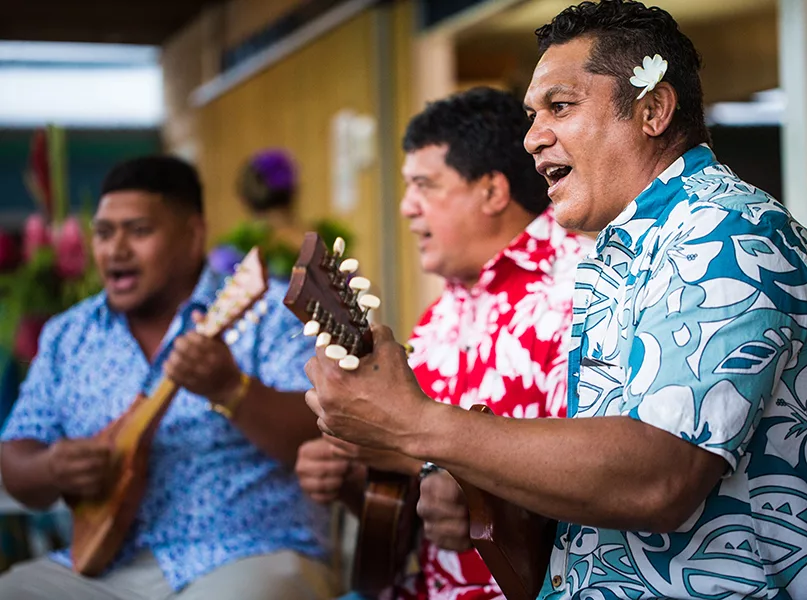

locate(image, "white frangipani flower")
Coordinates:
630 54 668 100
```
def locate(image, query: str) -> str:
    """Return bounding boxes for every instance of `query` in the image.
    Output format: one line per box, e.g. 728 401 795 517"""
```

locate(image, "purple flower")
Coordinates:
251 150 296 192
208 245 245 275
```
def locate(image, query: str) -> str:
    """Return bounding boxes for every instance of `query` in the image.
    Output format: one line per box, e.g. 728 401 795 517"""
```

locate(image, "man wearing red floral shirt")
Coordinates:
295 87 593 599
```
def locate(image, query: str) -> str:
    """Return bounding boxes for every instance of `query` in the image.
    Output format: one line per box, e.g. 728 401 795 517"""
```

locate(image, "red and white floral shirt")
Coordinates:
396 208 593 600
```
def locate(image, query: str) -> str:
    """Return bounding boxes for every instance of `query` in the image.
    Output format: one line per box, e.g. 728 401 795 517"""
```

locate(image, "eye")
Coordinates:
131 226 153 237
525 112 536 123
92 226 112 241
551 102 571 115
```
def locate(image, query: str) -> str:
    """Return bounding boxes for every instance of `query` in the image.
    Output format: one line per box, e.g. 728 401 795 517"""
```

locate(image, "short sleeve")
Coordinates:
1 317 67 444
253 279 316 392
622 206 800 471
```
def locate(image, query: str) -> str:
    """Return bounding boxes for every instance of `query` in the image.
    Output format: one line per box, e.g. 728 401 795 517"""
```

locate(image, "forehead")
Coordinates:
402 144 451 177
95 190 167 221
525 36 597 105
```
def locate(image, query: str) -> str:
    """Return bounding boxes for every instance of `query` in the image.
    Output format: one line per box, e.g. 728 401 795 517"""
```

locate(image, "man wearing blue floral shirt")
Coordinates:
300 1 807 598
0 156 333 599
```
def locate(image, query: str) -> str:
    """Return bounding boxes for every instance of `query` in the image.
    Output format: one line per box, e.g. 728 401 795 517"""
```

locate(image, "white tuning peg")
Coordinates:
339 258 359 273
316 332 332 348
333 237 345 256
325 344 348 360
303 321 321 336
237 321 248 332
349 276 371 292
339 355 360 371
246 310 259 324
255 300 268 315
359 294 381 311
224 330 240 345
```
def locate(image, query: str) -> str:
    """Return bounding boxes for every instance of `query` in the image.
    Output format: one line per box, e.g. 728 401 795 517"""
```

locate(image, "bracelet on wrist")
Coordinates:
209 372 251 420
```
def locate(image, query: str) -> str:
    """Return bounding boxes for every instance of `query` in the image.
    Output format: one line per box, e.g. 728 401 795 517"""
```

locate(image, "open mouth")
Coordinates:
544 165 572 190
105 268 140 293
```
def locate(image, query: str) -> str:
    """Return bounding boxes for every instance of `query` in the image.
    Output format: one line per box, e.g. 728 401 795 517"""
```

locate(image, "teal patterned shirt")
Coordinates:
546 145 807 599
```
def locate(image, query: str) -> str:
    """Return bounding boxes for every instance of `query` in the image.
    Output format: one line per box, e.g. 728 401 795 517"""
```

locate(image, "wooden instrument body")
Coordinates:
351 469 419 595
71 387 175 576
453 405 558 600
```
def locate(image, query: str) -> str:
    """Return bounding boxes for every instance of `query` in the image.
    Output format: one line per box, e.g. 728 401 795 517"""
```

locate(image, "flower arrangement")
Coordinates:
0 127 100 369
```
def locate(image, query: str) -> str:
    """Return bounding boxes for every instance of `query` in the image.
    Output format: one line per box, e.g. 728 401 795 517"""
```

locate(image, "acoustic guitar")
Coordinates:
283 233 419 596
70 248 268 576
453 405 558 600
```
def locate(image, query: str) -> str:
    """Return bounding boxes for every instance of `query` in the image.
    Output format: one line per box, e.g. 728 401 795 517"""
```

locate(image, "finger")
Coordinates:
191 310 205 324
370 323 396 345
317 417 335 437
305 389 323 418
310 492 339 504
323 434 359 456
304 356 321 387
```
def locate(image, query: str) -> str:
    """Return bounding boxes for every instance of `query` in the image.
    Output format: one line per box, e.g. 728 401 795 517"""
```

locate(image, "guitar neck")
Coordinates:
112 378 180 454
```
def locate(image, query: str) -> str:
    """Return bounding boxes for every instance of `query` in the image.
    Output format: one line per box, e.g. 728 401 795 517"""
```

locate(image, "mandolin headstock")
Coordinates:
283 233 380 370
196 247 269 340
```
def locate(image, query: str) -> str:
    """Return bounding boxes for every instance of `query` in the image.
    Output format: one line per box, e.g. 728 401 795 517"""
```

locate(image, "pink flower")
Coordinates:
0 229 19 271
22 213 50 261
53 216 87 279
14 315 49 363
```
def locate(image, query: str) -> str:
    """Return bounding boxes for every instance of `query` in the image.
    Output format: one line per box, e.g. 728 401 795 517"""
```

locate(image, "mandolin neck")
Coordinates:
112 378 180 453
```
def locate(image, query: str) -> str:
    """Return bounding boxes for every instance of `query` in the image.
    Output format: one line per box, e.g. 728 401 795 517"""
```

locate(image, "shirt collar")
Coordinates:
595 143 718 257
449 206 568 295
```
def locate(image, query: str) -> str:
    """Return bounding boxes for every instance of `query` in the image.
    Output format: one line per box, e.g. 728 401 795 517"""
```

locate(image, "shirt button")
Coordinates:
552 575 563 588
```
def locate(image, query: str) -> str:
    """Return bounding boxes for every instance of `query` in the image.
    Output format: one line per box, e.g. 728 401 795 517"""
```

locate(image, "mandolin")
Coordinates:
283 233 419 596
70 248 268 576
453 405 558 600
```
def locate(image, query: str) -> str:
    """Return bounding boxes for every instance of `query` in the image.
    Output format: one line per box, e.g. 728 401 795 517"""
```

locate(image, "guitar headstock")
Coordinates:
197 247 269 340
284 233 380 370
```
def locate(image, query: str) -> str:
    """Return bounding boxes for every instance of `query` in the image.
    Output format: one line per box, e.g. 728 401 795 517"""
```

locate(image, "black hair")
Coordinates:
535 0 709 148
236 163 293 212
403 86 549 215
101 155 203 214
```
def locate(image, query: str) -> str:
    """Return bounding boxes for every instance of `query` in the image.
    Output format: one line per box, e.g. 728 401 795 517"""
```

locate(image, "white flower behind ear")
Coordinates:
630 54 668 100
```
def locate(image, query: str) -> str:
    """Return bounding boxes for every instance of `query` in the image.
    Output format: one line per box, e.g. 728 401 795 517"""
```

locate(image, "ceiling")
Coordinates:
0 0 222 45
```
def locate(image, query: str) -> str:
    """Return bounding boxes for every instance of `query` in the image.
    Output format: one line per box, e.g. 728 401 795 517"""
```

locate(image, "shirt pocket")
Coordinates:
576 357 626 417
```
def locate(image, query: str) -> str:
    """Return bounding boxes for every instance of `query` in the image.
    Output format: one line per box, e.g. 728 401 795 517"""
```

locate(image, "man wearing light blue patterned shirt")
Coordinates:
0 156 333 599
298 1 807 598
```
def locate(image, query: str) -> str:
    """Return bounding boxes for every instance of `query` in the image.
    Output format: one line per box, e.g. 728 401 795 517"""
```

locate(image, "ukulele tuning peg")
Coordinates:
339 355 360 371
224 329 240 345
245 310 259 324
303 320 321 336
316 332 332 348
359 294 381 311
255 300 269 315
333 237 346 257
237 321 248 333
325 344 348 360
339 258 359 273
348 276 371 292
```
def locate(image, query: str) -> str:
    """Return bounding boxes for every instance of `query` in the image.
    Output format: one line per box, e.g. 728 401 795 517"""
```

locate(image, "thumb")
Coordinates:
370 323 396 346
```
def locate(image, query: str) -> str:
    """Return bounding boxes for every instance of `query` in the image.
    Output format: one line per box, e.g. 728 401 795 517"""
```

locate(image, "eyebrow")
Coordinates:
525 83 578 111
92 217 151 228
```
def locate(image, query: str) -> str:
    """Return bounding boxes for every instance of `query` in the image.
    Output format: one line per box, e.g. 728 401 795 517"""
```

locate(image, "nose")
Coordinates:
399 186 422 219
524 113 556 156
110 230 133 260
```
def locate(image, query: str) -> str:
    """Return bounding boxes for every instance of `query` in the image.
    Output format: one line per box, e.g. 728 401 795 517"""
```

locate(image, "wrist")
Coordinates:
399 398 449 463
209 371 251 419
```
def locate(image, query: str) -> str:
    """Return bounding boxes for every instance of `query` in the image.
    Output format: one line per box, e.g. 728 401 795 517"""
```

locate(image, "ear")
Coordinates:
480 172 512 217
640 81 677 138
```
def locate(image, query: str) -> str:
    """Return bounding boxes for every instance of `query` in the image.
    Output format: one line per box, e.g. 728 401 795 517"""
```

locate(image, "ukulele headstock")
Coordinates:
284 233 380 370
197 247 269 340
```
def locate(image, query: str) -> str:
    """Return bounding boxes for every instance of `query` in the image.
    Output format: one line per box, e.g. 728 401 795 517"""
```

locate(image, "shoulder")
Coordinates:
38 293 106 353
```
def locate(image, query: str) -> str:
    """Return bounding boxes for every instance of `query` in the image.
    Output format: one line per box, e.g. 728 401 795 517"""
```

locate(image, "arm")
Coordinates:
1 439 60 509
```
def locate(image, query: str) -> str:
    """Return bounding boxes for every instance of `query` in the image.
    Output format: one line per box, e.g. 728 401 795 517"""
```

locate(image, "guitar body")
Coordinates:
70 391 169 576
351 469 419 595
453 405 558 600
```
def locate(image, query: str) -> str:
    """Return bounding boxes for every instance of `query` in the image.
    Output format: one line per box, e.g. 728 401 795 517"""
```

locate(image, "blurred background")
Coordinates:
0 0 801 573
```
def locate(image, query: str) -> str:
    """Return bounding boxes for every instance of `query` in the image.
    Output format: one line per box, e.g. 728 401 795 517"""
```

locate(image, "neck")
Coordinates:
457 209 537 289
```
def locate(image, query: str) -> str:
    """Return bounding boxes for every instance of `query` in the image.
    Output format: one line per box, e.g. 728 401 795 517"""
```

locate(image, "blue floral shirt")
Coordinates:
0 267 329 590
546 145 807 599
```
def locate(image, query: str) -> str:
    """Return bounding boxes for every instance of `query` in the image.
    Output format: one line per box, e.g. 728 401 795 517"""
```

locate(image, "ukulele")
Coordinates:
70 248 268 576
453 405 558 600
283 233 419 596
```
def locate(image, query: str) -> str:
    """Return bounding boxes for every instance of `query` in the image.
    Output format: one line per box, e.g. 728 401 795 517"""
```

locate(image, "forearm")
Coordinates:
403 402 721 532
231 380 321 468
0 440 61 510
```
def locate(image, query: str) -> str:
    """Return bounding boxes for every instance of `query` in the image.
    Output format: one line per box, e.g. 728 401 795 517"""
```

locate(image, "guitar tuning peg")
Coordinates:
325 344 348 360
303 321 321 336
359 294 381 311
316 332 332 348
349 276 371 292
224 329 240 345
333 237 345 257
255 300 268 315
339 355 360 371
339 258 359 273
